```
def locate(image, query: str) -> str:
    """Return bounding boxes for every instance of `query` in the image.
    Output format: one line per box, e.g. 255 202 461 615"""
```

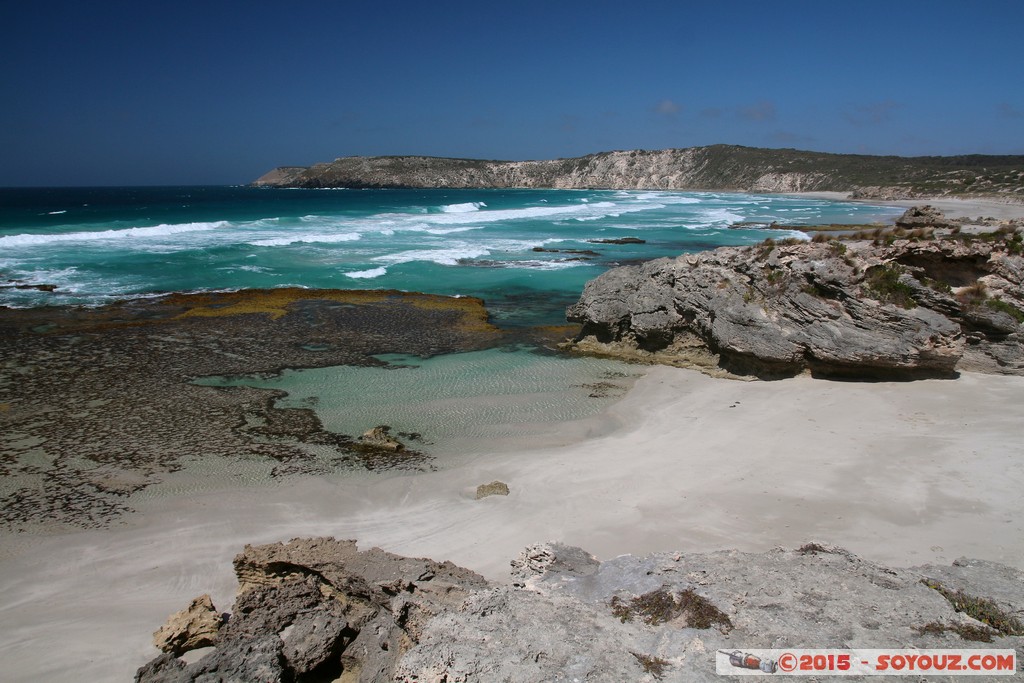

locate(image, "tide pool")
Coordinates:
196 346 643 460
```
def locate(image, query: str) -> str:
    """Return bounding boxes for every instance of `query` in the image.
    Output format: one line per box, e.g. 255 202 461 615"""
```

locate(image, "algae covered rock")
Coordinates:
475 480 510 499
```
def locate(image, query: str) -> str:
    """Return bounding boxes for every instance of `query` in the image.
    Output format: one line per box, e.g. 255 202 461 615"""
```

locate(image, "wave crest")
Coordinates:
440 202 486 213
0 221 230 248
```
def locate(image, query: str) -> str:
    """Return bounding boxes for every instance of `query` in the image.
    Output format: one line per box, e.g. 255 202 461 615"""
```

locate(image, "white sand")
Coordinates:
789 191 1024 221
1 366 1022 682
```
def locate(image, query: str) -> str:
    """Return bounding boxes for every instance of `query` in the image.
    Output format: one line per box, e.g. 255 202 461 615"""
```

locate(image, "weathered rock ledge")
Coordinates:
565 210 1024 379
137 538 1024 682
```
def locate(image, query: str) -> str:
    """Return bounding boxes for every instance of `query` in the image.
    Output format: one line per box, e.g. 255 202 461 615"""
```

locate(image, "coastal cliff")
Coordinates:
137 538 1024 682
254 145 1024 197
566 208 1024 379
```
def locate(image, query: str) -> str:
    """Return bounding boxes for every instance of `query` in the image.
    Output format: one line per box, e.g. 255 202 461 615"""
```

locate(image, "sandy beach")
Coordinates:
790 191 1024 221
1 364 1022 681
2 190 1023 681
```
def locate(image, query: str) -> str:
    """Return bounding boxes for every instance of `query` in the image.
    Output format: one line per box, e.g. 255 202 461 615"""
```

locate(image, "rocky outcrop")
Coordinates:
896 205 960 230
357 425 405 452
566 218 1024 378
137 539 1024 682
152 595 222 656
136 538 487 683
254 146 1024 196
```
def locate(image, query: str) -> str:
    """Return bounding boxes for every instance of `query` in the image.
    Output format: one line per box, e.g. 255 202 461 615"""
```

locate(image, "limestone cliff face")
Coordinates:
254 145 1024 196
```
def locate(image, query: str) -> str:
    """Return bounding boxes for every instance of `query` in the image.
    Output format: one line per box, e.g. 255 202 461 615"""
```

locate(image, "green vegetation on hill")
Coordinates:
253 145 1024 197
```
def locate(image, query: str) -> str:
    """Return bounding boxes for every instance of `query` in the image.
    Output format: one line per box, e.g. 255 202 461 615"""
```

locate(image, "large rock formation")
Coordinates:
136 538 488 683
566 219 1024 379
137 539 1024 682
254 146 1024 197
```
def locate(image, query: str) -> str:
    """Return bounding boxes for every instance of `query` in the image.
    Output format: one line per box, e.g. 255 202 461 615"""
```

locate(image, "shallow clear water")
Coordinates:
196 347 643 459
3 186 904 468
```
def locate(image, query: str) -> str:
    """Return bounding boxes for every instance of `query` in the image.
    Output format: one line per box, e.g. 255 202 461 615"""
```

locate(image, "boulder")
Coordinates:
475 480 510 499
151 594 221 656
137 537 487 683
587 237 646 244
358 425 404 451
895 205 960 230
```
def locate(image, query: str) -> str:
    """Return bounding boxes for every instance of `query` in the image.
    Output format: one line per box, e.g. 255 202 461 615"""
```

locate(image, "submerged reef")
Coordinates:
0 289 504 529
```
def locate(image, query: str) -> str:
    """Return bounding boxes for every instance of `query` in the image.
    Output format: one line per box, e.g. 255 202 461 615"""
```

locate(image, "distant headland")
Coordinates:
254 144 1024 199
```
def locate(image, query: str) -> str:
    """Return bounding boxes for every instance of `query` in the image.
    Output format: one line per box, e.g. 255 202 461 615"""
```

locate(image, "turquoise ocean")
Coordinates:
0 186 901 321
1 187 902 466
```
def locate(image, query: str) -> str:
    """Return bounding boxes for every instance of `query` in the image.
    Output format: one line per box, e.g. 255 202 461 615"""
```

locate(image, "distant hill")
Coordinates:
253 145 1024 198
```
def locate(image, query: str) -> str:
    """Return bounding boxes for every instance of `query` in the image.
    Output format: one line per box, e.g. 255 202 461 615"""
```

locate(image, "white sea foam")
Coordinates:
632 192 692 203
345 266 388 279
405 226 484 236
422 201 656 227
698 208 746 224
18 267 80 287
440 202 486 213
0 221 230 248
373 245 491 266
513 260 587 270
248 232 362 247
47 210 67 215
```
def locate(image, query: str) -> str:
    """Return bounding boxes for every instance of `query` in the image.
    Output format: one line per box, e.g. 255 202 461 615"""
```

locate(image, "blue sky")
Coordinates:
2 0 1023 186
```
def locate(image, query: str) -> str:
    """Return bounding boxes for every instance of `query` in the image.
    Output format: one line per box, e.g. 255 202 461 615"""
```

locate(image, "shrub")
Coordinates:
631 652 670 679
986 298 1024 323
915 621 998 643
957 281 988 306
611 588 732 631
922 277 953 294
922 580 1024 636
797 542 834 555
865 264 917 309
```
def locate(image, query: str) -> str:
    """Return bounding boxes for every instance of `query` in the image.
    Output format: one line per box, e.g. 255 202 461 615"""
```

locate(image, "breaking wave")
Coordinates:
345 266 388 279
248 232 362 247
440 202 486 213
0 221 230 248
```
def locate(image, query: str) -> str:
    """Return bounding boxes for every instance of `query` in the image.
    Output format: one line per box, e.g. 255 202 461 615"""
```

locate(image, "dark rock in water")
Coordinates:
475 480 510 499
588 237 647 245
896 205 960 230
2 281 58 292
532 247 601 256
566 228 1024 378
137 539 1024 682
16 283 58 292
